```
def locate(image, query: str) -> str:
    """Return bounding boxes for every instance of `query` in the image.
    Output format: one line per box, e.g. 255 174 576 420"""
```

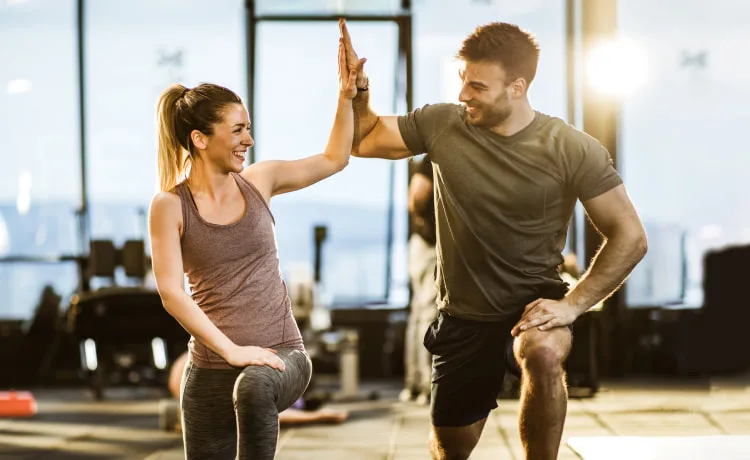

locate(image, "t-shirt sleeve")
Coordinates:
567 133 623 201
416 154 433 181
397 103 457 157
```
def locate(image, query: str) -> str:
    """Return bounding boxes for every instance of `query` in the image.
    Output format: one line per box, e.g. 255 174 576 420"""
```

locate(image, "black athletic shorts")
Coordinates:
423 310 573 427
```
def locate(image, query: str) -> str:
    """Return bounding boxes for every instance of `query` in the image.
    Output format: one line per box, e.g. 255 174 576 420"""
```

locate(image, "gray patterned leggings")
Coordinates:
180 348 312 459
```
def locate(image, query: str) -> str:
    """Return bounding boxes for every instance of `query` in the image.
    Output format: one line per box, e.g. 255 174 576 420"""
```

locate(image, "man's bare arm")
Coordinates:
351 90 410 159
340 18 411 160
511 184 648 336
566 185 648 315
352 88 380 152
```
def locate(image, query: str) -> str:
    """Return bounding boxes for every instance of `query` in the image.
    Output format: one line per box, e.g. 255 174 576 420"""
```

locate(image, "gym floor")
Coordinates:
2 375 749 460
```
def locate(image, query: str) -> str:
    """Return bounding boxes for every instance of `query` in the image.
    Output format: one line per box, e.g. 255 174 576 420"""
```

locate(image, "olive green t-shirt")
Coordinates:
397 103 622 321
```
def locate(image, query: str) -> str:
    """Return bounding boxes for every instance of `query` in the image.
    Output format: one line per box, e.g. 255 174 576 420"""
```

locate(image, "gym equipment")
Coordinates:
317 328 379 402
337 329 359 398
88 239 148 284
313 225 327 283
293 225 383 402
0 391 37 417
653 244 750 375
121 240 146 278
88 240 118 279
159 398 180 432
53 238 186 399
564 310 600 397
69 287 188 400
0 286 72 387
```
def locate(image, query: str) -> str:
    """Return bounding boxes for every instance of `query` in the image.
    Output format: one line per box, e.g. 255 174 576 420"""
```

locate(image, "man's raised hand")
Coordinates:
339 18 369 89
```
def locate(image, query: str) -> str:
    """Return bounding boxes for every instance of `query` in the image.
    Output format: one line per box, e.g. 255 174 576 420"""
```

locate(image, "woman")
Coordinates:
148 40 362 459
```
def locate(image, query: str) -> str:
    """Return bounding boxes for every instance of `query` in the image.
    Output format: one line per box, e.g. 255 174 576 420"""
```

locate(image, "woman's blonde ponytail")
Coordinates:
156 84 190 192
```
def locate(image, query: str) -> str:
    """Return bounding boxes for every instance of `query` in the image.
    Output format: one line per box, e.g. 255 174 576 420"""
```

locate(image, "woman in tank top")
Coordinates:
148 41 363 459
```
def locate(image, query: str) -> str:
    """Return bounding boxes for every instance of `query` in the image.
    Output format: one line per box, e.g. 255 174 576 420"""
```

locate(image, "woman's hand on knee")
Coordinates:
225 345 286 371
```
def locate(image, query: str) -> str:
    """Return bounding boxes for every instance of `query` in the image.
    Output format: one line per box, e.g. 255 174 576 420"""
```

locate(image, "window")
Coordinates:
619 0 749 307
254 0 403 16
254 21 407 304
412 0 567 117
0 0 80 318
84 0 247 249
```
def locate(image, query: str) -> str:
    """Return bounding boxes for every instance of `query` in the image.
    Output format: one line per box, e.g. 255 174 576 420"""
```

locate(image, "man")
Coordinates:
339 19 647 460
402 155 438 405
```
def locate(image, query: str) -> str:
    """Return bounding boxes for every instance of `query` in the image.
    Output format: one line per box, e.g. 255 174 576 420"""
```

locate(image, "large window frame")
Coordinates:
0 0 87 318
247 4 414 306
0 0 414 318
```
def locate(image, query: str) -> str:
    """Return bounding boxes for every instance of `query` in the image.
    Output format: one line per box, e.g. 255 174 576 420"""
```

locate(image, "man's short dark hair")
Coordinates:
458 22 540 86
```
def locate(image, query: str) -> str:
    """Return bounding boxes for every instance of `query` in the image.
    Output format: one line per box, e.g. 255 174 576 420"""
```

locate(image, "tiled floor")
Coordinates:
2 377 750 459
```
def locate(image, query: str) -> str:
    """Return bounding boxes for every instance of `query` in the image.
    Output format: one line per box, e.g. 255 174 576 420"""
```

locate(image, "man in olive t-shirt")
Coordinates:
340 19 647 460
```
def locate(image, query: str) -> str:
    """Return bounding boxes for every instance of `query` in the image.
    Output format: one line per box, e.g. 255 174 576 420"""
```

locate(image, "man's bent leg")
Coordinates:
513 327 572 460
429 418 487 460
425 313 507 460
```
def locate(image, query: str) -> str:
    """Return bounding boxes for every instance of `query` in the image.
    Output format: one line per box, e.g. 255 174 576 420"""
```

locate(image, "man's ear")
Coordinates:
511 77 528 98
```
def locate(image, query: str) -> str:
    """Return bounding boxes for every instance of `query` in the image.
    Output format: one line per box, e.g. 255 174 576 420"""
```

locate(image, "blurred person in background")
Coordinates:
401 154 438 406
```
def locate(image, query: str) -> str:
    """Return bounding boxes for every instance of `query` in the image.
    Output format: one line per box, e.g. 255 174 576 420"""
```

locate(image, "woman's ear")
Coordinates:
190 130 208 150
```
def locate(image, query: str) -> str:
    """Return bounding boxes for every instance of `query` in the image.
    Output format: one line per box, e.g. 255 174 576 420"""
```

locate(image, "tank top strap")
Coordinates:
232 172 275 225
173 181 195 238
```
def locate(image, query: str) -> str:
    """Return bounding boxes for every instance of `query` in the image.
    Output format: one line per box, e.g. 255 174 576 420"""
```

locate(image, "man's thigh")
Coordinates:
424 312 514 427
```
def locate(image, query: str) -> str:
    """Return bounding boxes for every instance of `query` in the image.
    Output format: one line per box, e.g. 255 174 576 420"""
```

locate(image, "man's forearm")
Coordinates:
352 90 379 152
565 232 647 315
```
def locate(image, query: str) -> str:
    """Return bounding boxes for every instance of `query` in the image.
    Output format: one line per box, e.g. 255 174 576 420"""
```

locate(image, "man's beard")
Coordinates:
465 93 512 127
467 105 512 127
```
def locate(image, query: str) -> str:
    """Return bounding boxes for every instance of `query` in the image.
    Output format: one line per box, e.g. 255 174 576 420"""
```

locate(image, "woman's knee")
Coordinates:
233 366 277 409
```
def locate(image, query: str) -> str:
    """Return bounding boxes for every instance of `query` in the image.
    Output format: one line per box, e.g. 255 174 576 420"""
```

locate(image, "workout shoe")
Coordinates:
398 388 416 403
415 392 430 406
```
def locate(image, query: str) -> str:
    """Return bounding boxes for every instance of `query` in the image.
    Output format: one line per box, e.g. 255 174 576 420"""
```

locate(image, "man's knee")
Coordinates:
515 329 571 377
523 344 565 376
233 366 276 409
429 420 485 460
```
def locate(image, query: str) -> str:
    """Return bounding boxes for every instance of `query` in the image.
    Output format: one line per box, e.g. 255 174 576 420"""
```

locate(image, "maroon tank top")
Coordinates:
174 173 303 369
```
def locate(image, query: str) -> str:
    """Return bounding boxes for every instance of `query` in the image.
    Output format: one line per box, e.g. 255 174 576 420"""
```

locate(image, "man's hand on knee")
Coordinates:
511 298 578 337
514 327 572 376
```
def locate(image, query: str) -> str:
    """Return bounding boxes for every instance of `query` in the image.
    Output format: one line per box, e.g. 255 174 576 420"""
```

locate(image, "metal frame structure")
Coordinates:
579 0 623 376
0 0 91 293
0 1 414 304
245 1 414 302
77 0 89 250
